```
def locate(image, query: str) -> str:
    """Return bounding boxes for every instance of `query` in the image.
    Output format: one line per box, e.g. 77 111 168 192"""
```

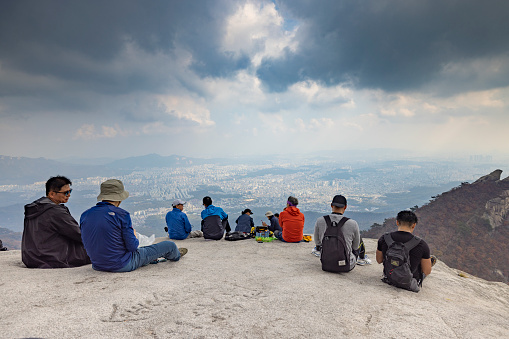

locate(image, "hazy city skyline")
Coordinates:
1 1 509 160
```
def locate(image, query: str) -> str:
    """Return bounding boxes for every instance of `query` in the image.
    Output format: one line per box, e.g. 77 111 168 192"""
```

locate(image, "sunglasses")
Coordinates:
54 189 73 196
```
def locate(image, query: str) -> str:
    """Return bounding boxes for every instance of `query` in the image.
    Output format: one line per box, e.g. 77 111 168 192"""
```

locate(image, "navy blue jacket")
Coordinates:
235 214 254 233
80 202 138 271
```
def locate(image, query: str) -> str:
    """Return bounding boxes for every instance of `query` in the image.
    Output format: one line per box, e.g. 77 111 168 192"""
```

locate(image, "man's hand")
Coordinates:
262 221 267 227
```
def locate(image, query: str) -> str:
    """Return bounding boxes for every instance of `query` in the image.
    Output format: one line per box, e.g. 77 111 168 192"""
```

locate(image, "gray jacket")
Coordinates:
314 213 360 270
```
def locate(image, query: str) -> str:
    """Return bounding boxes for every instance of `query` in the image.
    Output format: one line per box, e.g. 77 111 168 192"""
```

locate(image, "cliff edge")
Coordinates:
1 238 508 338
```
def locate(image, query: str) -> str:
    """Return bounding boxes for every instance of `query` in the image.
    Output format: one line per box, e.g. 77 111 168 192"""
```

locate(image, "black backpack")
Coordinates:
0 239 7 251
382 233 421 292
320 215 352 273
224 231 251 241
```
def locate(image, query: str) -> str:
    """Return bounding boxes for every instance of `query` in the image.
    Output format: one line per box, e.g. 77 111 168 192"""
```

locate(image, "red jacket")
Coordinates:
279 206 305 242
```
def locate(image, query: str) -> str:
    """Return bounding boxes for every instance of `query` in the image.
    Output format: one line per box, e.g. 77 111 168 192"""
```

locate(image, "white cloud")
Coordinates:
222 1 298 67
157 95 215 127
288 80 353 107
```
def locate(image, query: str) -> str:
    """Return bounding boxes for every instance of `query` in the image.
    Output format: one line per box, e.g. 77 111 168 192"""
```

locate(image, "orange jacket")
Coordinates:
279 206 305 242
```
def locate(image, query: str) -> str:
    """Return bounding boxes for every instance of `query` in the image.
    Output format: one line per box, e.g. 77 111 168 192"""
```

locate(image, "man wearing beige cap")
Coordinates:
262 211 281 233
80 179 187 272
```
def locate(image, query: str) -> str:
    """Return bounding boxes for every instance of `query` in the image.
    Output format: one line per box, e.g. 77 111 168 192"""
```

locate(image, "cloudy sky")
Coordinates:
1 0 509 160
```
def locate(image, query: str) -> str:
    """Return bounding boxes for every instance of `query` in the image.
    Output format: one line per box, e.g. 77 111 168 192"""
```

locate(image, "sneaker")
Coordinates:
311 247 321 257
431 255 437 267
357 255 372 266
179 248 188 258
150 258 168 264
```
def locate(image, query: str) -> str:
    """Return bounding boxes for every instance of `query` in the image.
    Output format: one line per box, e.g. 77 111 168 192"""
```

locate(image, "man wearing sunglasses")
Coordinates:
22 176 90 268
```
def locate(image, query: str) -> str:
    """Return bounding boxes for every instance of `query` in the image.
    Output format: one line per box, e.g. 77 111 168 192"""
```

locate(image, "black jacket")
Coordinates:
22 197 90 268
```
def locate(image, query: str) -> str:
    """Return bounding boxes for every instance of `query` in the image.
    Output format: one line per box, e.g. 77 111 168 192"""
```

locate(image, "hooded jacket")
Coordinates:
22 197 90 268
278 206 305 242
201 205 230 240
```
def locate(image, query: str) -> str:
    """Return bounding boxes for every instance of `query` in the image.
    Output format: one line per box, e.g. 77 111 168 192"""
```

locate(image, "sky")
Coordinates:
1 0 509 160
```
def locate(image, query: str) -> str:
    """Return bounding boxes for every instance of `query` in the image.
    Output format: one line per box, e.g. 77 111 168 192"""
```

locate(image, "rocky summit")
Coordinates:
1 238 508 338
363 170 509 284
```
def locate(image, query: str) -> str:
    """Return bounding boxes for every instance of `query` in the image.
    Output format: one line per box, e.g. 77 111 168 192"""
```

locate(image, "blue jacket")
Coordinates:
166 208 192 240
235 214 254 233
268 216 282 233
201 205 228 220
80 202 139 272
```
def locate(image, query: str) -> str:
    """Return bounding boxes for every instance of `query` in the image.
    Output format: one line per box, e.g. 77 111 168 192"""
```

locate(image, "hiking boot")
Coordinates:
179 248 188 258
431 255 437 267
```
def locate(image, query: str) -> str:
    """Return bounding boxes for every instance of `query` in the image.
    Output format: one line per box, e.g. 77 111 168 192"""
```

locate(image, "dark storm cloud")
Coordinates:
0 0 242 99
259 0 509 93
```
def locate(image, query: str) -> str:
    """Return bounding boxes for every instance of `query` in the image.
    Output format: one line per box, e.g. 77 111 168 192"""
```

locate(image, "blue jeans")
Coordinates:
274 230 302 243
114 241 180 272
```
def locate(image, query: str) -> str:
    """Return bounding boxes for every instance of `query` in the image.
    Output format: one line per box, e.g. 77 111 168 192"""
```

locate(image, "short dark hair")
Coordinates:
46 176 72 196
203 196 212 207
288 196 298 206
397 210 418 226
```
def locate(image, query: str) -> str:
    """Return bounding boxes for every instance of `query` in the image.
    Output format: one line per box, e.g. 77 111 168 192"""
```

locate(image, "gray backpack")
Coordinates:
382 233 421 292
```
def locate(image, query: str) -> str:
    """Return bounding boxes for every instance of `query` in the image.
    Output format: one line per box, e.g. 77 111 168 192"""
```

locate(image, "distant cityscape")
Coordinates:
0 154 503 238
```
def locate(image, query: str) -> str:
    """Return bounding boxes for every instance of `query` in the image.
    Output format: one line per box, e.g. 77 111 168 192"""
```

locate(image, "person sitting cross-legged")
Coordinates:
275 196 305 243
80 179 187 272
201 196 231 240
165 199 202 240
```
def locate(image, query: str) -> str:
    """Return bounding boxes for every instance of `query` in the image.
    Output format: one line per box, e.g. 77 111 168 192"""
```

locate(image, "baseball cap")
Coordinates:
331 195 347 208
172 199 186 207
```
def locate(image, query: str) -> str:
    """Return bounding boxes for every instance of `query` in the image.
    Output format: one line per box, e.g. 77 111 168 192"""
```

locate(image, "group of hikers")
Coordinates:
18 175 435 292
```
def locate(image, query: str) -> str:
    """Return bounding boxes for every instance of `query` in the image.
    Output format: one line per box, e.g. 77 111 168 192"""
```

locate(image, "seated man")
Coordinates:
201 196 231 240
262 211 282 233
80 179 187 272
313 195 360 271
275 196 305 243
22 176 90 268
235 209 254 233
165 199 202 240
376 210 433 292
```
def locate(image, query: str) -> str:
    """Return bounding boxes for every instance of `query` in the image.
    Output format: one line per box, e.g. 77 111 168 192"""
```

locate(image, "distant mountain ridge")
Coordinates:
362 169 509 284
0 154 265 184
106 153 210 169
0 155 121 185
0 154 210 185
0 227 22 250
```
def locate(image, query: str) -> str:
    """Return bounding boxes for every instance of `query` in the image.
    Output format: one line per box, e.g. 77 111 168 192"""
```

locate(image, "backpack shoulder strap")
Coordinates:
383 232 394 247
404 236 421 251
324 215 349 236
324 215 349 228
323 215 332 228
336 216 349 228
